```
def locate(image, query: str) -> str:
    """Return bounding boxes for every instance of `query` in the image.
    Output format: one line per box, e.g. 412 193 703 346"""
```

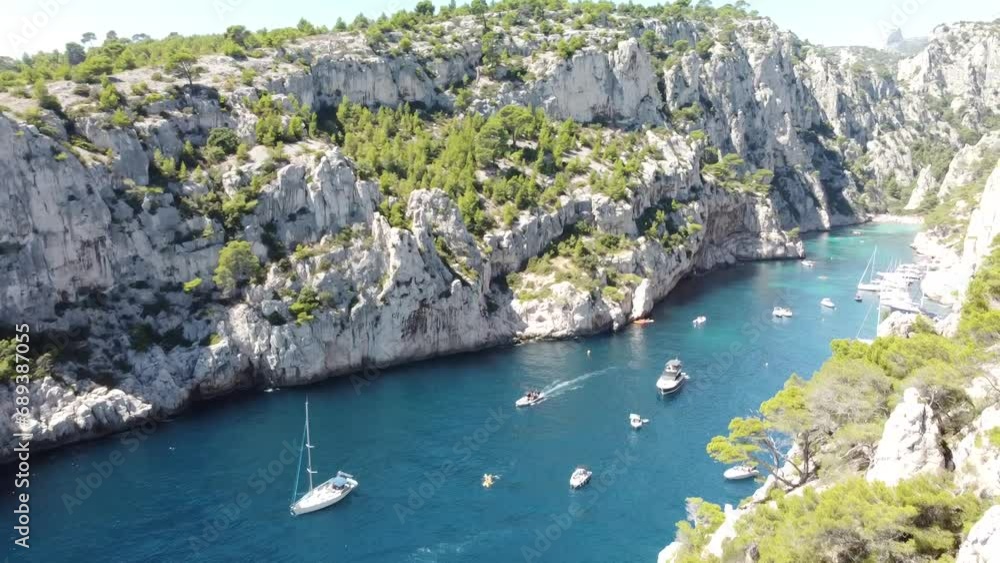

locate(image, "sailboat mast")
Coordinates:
305 399 315 491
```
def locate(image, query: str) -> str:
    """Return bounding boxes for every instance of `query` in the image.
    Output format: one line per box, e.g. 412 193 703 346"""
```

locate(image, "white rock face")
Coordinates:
952 405 1000 498
956 506 1000 563
866 388 946 485
904 166 936 210
937 132 1000 199
878 311 918 337
898 23 1000 127
704 504 747 559
524 39 663 126
959 162 1000 295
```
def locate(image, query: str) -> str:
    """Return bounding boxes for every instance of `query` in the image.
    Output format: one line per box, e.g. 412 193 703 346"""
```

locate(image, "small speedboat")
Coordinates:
515 391 546 408
851 230 862 235
656 358 688 395
569 466 592 489
482 473 498 488
854 293 862 302
634 318 655 326
820 298 835 309
723 465 759 480
692 316 707 326
772 307 793 318
629 413 649 430
801 260 815 268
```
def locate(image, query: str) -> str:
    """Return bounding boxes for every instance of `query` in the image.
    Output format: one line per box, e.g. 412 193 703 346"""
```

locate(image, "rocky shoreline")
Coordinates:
0 221 808 465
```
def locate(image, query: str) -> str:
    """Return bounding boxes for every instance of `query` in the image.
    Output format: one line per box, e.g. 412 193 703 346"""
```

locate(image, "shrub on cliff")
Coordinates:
0 336 57 383
289 286 333 325
206 128 240 155
213 241 261 295
727 476 984 562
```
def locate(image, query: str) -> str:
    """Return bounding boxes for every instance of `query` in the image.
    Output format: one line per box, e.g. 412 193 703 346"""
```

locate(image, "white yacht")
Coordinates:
772 306 793 318
290 400 358 516
723 465 760 480
820 298 835 309
692 315 707 326
656 358 688 395
569 466 592 489
857 247 881 291
515 390 546 408
629 413 649 430
801 260 815 268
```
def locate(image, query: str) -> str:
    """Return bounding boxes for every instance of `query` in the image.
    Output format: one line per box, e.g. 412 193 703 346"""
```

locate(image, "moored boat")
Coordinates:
656 358 688 395
723 465 759 480
569 466 592 489
820 298 835 309
772 306 793 318
629 413 649 430
692 315 707 326
290 400 358 516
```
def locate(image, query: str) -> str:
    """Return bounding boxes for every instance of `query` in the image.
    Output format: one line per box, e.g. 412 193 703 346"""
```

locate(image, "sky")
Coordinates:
0 0 997 58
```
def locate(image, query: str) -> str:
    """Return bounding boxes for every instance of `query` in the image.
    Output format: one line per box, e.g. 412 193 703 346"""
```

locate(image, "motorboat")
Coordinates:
634 318 655 326
820 298 835 309
723 465 759 480
656 358 688 395
482 474 498 488
772 307 793 318
629 413 649 430
569 466 592 489
515 391 546 408
851 230 862 235
290 400 358 516
854 293 862 302
801 260 815 268
692 315 707 326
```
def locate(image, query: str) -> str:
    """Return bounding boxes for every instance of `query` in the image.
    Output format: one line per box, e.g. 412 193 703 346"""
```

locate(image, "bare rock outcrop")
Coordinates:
866 388 947 485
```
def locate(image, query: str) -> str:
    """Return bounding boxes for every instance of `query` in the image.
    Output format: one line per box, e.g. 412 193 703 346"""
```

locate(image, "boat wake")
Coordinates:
538 366 615 400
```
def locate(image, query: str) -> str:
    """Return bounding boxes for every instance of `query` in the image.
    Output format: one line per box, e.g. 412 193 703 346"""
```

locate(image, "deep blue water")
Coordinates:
4 224 917 563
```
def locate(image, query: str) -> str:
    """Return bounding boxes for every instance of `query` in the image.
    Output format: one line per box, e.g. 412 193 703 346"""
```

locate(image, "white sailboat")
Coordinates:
857 247 881 292
290 399 358 516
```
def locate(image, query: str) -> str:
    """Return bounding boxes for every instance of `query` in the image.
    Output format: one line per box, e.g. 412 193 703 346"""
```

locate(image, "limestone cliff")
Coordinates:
0 10 996 463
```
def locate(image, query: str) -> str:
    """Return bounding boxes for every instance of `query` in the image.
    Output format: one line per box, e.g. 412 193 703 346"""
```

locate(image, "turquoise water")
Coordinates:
4 224 917 563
